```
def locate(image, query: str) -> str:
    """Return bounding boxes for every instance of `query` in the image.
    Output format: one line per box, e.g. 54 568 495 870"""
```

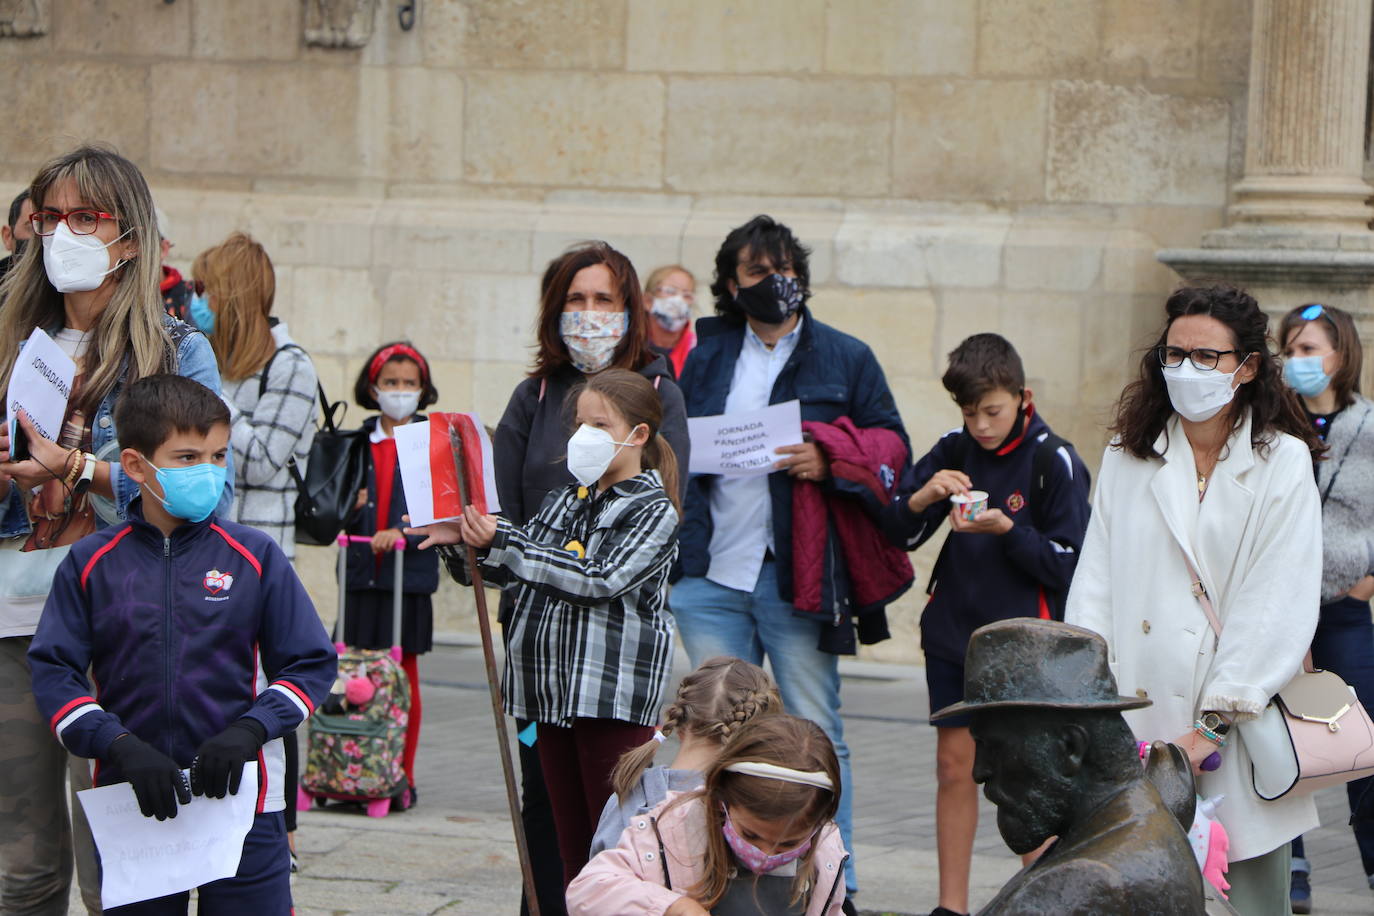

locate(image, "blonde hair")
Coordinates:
610 656 780 800
684 715 840 909
0 146 171 415
642 264 695 296
192 231 277 382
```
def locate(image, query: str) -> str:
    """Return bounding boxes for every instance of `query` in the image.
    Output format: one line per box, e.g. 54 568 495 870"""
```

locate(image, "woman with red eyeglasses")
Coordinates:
0 146 228 914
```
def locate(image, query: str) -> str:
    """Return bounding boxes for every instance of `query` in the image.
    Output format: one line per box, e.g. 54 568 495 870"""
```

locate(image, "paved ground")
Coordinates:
67 639 1374 915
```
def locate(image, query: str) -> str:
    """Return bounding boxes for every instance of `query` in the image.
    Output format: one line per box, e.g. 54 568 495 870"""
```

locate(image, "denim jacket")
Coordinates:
0 317 232 538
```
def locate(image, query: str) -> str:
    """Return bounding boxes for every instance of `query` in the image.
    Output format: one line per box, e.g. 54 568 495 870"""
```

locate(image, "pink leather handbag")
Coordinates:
1185 551 1374 799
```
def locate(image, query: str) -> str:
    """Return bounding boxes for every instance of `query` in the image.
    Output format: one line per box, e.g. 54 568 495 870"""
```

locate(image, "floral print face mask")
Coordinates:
560 310 628 374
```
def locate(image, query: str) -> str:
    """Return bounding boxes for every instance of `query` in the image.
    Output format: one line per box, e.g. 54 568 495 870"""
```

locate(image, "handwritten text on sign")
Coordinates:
7 328 75 446
687 400 803 477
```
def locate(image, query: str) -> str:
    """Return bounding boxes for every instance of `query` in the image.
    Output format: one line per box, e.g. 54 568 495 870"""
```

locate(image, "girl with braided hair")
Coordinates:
589 656 781 856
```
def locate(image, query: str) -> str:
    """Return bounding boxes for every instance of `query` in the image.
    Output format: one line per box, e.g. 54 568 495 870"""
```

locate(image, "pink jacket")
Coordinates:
566 792 848 916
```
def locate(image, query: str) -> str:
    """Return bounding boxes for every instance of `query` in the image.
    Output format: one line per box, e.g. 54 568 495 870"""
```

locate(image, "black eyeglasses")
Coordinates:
1155 346 1244 371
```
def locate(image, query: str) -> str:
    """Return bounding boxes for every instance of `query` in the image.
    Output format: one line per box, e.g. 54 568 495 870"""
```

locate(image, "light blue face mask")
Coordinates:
188 291 214 335
141 455 226 523
1284 355 1331 398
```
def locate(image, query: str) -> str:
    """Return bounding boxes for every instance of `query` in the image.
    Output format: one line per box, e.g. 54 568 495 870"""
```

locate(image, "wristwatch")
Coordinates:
74 452 97 496
1199 711 1231 736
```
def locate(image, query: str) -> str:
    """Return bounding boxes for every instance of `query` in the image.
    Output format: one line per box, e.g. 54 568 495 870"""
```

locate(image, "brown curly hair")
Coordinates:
1111 285 1321 461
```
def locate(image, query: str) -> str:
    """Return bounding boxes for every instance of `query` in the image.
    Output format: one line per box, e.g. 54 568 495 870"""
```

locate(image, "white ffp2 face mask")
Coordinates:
42 222 129 294
1163 356 1249 423
566 423 640 488
375 389 421 422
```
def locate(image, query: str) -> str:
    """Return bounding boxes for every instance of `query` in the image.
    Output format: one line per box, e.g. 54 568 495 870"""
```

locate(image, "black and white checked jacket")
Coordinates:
223 330 317 559
445 470 679 727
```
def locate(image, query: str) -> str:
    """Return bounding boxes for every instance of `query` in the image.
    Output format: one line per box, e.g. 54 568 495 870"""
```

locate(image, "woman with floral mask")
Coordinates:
340 340 440 808
1066 285 1324 915
0 145 229 915
481 241 690 914
568 714 847 916
1277 302 1374 912
642 264 698 379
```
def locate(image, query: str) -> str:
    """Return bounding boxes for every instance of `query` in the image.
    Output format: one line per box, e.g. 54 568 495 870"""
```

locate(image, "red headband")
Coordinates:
368 344 429 385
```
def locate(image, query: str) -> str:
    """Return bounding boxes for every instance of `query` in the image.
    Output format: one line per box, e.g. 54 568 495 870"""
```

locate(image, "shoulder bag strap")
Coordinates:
1183 546 1315 673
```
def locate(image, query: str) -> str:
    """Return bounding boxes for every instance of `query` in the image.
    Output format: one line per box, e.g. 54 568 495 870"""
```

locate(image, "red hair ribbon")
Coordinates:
368 343 429 385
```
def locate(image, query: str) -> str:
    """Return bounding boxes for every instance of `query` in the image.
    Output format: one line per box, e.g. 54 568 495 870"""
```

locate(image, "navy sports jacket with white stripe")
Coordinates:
27 498 336 813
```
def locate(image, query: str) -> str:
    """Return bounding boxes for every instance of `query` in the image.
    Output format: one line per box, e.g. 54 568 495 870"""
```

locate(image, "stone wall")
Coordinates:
0 0 1256 663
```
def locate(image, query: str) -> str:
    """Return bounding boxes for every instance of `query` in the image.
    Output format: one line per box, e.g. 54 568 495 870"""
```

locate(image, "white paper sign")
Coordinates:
6 328 76 449
687 400 804 477
394 416 500 527
78 765 257 909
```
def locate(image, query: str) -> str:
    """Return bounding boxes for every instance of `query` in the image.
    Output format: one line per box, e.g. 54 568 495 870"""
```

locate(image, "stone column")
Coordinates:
1159 0 1374 384
1228 0 1374 232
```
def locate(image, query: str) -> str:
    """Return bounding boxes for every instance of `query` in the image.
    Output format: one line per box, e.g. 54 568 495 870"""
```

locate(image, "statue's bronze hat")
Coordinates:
930 618 1151 720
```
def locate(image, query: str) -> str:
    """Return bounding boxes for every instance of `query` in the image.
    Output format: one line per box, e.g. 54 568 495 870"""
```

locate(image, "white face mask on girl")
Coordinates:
375 389 421 422
565 423 641 488
1162 355 1250 423
42 222 130 293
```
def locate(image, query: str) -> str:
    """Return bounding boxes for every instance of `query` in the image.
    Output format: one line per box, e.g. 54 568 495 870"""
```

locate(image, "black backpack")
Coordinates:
260 345 368 547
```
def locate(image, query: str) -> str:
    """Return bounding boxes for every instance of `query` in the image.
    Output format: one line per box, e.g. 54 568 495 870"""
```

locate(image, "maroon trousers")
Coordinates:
535 717 654 885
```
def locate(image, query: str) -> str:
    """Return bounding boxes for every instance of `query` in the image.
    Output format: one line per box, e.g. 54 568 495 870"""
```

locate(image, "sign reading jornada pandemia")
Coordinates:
687 400 803 477
6 328 75 449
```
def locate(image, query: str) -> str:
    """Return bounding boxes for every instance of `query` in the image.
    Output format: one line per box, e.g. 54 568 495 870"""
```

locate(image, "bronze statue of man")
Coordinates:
932 618 1217 915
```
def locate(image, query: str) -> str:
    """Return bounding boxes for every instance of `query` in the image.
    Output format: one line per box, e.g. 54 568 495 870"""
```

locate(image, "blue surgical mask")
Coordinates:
188 291 215 334
1284 355 1332 398
140 454 226 523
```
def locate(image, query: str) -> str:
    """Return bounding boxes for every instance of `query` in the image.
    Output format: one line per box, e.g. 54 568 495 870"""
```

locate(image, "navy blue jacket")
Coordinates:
27 501 336 812
344 415 440 595
676 309 907 653
881 410 1091 665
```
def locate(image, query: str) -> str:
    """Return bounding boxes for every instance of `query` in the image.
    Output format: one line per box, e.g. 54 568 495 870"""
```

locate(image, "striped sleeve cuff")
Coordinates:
268 680 315 718
50 696 101 739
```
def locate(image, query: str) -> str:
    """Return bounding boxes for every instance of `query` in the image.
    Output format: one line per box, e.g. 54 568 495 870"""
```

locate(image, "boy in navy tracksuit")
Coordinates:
28 374 335 915
880 334 1090 916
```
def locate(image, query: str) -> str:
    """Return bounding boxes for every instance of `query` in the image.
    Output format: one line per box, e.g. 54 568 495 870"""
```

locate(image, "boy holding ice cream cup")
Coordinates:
878 333 1092 916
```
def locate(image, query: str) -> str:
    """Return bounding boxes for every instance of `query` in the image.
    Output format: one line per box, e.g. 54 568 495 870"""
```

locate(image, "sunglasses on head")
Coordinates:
1301 304 1326 321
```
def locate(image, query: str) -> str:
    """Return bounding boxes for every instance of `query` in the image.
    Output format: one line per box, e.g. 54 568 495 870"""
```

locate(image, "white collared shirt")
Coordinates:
706 317 804 592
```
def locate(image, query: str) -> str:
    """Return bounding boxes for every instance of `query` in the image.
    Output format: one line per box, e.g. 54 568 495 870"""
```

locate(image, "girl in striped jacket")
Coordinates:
414 367 680 886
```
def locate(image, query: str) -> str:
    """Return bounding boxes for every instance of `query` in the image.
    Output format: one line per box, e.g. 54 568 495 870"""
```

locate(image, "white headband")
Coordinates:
723 761 833 791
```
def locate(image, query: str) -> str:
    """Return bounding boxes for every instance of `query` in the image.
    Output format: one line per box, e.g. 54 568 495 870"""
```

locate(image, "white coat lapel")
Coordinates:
1149 416 1201 572
1195 412 1256 603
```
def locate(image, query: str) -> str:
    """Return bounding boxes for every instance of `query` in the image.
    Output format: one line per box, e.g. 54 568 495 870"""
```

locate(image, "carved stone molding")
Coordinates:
0 0 49 38
303 0 378 49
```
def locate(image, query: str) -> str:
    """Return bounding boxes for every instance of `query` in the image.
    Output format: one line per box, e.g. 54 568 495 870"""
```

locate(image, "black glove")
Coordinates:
191 719 267 799
106 733 191 821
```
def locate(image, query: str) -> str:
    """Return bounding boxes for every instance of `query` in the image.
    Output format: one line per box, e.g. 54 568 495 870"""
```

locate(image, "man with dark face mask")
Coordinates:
0 189 34 283
934 618 1211 915
672 215 910 907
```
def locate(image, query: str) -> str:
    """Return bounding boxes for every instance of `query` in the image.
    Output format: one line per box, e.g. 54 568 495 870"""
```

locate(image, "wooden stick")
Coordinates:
450 424 541 916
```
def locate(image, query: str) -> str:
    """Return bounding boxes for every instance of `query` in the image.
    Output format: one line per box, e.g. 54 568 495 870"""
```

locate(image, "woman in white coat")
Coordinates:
1066 285 1324 916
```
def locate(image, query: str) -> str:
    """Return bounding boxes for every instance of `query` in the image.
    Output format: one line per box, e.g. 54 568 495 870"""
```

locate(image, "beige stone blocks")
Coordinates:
810 288 939 380
893 80 1048 201
824 0 976 76
192 0 302 60
373 200 533 274
977 0 1100 77
626 0 825 73
150 62 365 179
1047 81 1231 205
52 0 190 56
423 0 625 69
366 67 465 184
275 265 383 357
666 78 891 195
381 270 540 364
834 207 1009 289
1003 226 1104 291
0 61 151 165
465 73 663 188
1101 0 1201 80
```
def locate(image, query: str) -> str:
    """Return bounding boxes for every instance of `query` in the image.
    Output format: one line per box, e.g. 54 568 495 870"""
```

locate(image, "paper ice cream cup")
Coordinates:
950 490 989 521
